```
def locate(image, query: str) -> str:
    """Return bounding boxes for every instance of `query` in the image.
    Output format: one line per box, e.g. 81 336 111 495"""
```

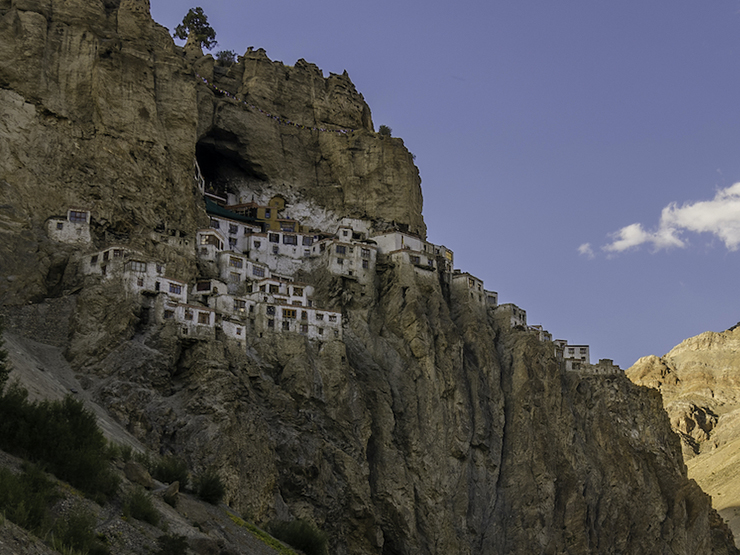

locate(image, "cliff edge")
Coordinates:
0 1 736 553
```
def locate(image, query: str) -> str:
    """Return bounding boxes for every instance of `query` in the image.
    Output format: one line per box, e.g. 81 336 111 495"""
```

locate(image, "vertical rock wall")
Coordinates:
0 1 737 554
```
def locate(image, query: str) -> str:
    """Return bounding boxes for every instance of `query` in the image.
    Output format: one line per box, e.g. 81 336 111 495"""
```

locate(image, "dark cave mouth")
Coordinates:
196 132 268 197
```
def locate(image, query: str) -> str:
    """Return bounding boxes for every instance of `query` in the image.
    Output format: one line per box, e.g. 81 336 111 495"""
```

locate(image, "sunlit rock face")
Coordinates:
0 1 738 553
628 325 740 548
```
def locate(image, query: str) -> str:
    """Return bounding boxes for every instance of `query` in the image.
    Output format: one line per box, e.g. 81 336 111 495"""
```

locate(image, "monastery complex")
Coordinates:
45 169 620 375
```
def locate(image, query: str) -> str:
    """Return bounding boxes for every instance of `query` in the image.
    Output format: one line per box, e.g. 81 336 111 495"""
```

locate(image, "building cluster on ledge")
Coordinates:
45 176 620 373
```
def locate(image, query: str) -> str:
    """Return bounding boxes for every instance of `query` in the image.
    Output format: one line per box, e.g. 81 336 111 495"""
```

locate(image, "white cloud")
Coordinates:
578 243 595 259
600 183 740 254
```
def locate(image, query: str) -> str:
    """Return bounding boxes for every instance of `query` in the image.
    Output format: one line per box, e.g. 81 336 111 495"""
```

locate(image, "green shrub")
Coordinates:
51 503 110 555
133 451 155 472
107 442 133 463
215 50 236 65
156 533 189 555
0 464 56 533
153 456 189 489
0 388 120 500
378 125 392 137
227 513 297 555
123 488 159 526
195 468 225 505
267 519 328 555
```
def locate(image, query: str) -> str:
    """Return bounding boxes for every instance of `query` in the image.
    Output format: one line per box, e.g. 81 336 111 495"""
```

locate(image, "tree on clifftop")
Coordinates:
174 7 217 50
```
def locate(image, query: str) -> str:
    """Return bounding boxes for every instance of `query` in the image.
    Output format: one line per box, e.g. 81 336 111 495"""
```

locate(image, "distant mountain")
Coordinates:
627 325 740 547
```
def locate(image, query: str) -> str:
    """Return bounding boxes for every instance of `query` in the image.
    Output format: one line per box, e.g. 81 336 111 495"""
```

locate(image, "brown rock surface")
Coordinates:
0 0 737 553
627 325 740 546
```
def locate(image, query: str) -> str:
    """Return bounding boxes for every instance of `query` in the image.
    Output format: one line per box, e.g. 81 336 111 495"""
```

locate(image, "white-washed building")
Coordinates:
563 344 590 371
388 249 437 274
319 239 377 283
83 246 133 278
372 230 453 273
190 279 228 301
196 228 226 261
46 209 92 245
485 290 498 306
157 298 216 340
337 218 372 240
372 231 431 256
221 318 247 346
122 259 167 295
248 230 317 275
252 301 342 341
527 325 552 342
433 244 454 272
210 293 257 320
207 215 260 253
451 271 487 307
161 277 188 304
495 303 527 328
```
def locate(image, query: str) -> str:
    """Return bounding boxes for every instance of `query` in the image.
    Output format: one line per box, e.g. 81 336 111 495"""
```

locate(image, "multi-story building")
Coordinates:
47 208 92 245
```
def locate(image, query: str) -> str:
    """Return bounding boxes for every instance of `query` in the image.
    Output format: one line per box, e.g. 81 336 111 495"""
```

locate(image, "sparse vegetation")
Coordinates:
227 513 298 555
195 467 225 504
0 464 56 533
153 456 189 490
123 488 160 526
378 124 392 137
267 519 329 555
0 387 120 501
215 50 237 66
51 503 110 555
174 7 217 50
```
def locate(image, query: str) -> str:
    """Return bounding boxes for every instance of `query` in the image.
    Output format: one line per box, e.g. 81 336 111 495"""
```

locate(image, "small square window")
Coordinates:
56 222 64 230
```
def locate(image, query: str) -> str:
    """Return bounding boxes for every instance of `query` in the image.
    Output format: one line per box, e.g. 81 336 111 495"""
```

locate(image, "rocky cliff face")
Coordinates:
627 326 740 547
0 1 737 554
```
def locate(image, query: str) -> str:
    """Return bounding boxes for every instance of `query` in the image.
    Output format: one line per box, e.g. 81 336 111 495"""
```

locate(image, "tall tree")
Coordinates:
174 7 217 50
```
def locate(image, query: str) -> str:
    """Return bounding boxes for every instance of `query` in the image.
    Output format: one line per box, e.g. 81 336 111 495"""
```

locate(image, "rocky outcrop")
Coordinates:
627 326 740 547
0 0 737 553
0 0 424 308
195 49 425 236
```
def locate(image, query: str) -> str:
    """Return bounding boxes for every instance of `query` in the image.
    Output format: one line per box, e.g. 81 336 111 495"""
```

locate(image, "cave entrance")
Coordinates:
196 130 267 203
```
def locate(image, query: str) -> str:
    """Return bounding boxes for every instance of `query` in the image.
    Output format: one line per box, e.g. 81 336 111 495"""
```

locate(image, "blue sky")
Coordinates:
151 1 740 367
